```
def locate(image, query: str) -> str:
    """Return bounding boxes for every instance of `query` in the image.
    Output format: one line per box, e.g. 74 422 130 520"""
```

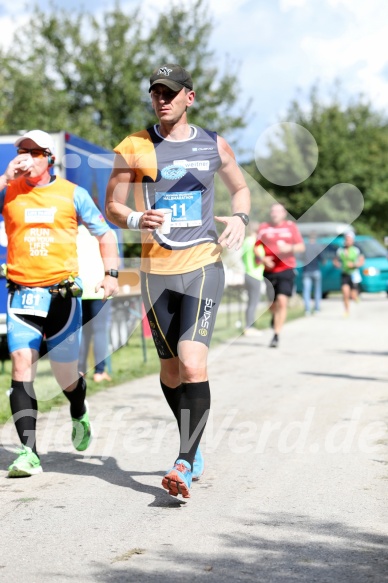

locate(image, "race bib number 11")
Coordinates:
155 191 202 227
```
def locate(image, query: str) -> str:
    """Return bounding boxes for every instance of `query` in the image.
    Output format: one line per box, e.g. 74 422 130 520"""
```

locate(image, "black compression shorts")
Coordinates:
341 273 357 290
141 262 225 359
264 268 295 299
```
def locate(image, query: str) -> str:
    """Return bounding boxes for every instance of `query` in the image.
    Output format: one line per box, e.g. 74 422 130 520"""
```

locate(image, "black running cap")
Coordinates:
149 64 193 93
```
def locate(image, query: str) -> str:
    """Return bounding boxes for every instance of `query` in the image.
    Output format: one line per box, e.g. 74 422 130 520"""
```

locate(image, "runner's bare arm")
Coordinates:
105 154 165 231
214 136 251 250
356 253 365 268
105 154 136 229
94 230 120 299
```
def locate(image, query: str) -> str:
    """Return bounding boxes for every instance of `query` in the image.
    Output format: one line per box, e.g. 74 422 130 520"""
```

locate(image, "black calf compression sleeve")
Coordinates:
62 376 87 419
9 380 39 457
160 379 183 427
177 381 211 469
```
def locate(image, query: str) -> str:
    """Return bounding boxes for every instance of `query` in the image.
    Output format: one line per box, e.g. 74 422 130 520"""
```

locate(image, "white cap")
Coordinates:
14 130 55 154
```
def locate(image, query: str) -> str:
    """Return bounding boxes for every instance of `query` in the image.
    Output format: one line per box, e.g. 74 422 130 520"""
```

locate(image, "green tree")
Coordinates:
147 0 247 138
243 86 388 238
0 0 247 148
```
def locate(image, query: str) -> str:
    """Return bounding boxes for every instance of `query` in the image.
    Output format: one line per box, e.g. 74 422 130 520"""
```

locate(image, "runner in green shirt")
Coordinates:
241 222 264 335
333 232 364 316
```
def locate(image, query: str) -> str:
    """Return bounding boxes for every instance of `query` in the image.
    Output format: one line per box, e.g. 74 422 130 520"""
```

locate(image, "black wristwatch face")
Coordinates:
105 269 119 278
234 213 250 226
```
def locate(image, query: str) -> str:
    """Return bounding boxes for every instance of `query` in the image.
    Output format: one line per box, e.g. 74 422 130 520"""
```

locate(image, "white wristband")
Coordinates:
126 212 143 230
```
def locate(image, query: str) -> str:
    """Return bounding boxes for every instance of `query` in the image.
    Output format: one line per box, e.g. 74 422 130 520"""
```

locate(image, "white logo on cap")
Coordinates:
158 67 173 76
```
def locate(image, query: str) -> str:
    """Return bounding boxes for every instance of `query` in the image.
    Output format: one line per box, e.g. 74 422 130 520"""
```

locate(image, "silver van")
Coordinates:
297 222 355 238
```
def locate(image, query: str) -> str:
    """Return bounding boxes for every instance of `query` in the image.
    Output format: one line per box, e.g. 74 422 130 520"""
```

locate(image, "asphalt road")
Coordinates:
0 294 387 583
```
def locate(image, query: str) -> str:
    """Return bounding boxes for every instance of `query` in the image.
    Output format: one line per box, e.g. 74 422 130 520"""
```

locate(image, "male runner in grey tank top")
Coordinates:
106 64 251 499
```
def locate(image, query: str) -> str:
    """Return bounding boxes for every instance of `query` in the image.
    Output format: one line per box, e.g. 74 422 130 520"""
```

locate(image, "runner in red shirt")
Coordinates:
256 203 305 347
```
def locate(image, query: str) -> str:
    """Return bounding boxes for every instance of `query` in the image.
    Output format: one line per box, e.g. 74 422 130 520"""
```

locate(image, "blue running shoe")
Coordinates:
192 445 204 481
162 459 192 499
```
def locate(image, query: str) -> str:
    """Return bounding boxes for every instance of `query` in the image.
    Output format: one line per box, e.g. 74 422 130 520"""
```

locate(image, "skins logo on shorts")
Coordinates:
198 328 208 337
200 298 214 330
161 165 187 180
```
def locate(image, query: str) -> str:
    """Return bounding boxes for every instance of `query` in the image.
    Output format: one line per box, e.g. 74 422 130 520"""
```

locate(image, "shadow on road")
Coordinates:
82 512 388 582
300 371 387 382
0 449 186 509
50 451 187 508
338 350 388 357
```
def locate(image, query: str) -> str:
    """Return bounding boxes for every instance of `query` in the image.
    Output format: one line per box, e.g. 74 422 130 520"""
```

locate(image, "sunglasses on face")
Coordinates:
17 148 50 158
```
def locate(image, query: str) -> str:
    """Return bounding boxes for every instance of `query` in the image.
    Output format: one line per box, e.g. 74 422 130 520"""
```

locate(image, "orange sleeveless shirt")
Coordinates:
3 177 79 287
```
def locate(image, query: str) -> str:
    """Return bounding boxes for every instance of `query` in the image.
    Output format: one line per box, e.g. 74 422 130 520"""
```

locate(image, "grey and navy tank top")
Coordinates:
114 124 223 275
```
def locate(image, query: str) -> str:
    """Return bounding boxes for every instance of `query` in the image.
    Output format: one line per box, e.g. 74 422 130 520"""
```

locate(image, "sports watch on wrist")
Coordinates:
233 213 250 226
105 269 119 278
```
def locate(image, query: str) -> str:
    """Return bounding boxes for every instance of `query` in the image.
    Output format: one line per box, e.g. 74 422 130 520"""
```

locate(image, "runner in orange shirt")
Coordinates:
0 130 119 477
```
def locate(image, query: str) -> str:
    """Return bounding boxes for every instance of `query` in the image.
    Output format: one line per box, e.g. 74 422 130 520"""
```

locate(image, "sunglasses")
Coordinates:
17 148 50 158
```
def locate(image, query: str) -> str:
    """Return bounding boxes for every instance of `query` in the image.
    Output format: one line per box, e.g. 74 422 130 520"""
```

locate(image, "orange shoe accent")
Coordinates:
93 372 112 383
162 463 191 498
